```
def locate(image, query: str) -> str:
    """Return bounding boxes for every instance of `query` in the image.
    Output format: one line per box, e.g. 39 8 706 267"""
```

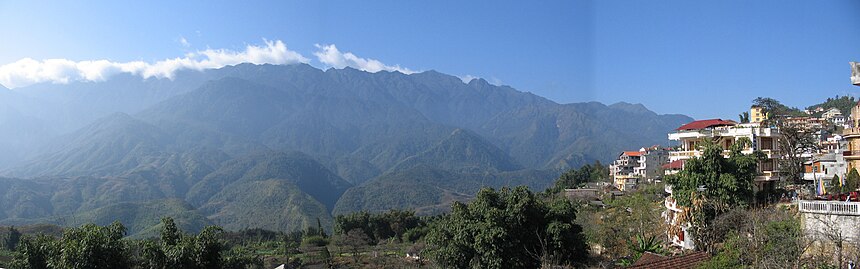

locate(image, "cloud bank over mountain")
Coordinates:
313 44 414 74
0 40 308 88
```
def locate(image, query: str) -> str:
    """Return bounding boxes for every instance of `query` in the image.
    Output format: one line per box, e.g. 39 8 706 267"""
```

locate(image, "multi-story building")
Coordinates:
667 118 781 188
822 108 843 121
803 153 847 184
750 106 767 123
820 134 846 154
784 116 828 130
664 108 782 250
664 185 695 250
610 146 669 191
843 101 860 172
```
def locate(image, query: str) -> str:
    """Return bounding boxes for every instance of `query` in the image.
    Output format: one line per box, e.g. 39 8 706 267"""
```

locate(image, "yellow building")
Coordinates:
750 106 766 123
845 102 860 172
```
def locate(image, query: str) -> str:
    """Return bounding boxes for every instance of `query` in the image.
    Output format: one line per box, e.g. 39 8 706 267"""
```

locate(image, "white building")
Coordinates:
667 119 781 187
610 146 669 191
664 113 782 250
822 108 842 121
664 185 695 250
803 153 848 184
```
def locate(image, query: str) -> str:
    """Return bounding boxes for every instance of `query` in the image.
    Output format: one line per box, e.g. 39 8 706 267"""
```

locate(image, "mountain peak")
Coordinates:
610 102 653 115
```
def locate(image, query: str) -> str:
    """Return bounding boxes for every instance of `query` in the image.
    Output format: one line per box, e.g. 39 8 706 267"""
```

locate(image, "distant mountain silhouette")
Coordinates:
0 63 692 233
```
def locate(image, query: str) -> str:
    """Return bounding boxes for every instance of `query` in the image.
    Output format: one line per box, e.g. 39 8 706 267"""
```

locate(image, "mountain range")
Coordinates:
0 63 692 235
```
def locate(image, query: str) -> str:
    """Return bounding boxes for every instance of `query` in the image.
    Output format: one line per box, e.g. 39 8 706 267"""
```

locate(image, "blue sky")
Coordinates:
0 0 857 119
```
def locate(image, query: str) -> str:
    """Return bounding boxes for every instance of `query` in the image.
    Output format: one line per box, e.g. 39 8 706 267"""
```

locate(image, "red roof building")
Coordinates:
675 119 737 131
662 160 685 170
623 151 643 157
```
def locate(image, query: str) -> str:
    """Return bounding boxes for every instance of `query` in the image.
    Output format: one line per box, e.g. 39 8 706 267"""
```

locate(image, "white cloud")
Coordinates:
459 74 478 83
179 36 191 47
313 44 414 74
0 39 309 88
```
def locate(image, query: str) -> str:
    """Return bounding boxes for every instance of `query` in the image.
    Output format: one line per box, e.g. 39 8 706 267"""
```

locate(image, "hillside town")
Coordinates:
585 62 860 267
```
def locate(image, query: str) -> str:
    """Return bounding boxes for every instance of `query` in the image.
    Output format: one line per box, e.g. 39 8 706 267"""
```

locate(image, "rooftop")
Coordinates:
623 151 644 157
630 252 710 269
675 119 737 131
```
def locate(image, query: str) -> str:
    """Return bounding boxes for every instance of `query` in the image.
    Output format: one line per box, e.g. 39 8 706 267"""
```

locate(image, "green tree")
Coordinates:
846 169 860 191
160 217 180 246
5 226 21 251
578 184 665 261
546 162 608 194
54 221 130 269
698 208 810 268
829 175 843 194
665 138 762 252
10 234 58 269
738 111 750 123
425 186 588 268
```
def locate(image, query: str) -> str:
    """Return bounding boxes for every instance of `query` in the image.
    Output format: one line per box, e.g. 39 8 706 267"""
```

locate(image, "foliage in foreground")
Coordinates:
425 186 588 268
9 218 261 269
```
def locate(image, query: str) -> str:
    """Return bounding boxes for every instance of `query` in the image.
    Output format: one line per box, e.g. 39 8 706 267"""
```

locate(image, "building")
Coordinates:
750 106 767 123
610 146 669 191
664 108 782 250
667 117 781 188
822 108 843 121
664 184 695 249
831 114 846 126
843 102 860 172
784 116 828 130
820 134 846 154
803 153 847 184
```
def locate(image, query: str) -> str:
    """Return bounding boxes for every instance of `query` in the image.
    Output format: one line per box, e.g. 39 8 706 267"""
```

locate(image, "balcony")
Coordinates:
799 200 860 216
843 150 860 160
669 151 699 160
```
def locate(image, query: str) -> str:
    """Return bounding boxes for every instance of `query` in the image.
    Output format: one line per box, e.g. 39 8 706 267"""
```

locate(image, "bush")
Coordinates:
301 235 329 247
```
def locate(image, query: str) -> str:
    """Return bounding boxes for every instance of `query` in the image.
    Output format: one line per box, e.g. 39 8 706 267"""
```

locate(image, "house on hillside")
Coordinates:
822 108 842 121
803 153 847 184
667 117 781 189
609 146 669 191
664 108 783 250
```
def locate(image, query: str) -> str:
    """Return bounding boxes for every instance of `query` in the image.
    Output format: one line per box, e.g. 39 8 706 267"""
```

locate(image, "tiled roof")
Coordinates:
629 251 710 269
662 160 685 170
623 151 644 157
675 119 737 131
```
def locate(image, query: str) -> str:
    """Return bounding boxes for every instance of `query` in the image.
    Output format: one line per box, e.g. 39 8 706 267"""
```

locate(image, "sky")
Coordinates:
0 0 857 119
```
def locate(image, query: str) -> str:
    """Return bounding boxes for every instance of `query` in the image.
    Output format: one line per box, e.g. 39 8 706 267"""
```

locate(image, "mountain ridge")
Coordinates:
0 63 692 233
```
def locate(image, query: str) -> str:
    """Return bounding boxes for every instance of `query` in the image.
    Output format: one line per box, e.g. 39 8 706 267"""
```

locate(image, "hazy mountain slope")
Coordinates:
186 151 351 211
8 113 173 177
0 177 55 220
58 199 212 237
390 128 522 173
333 167 557 216
198 179 332 233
